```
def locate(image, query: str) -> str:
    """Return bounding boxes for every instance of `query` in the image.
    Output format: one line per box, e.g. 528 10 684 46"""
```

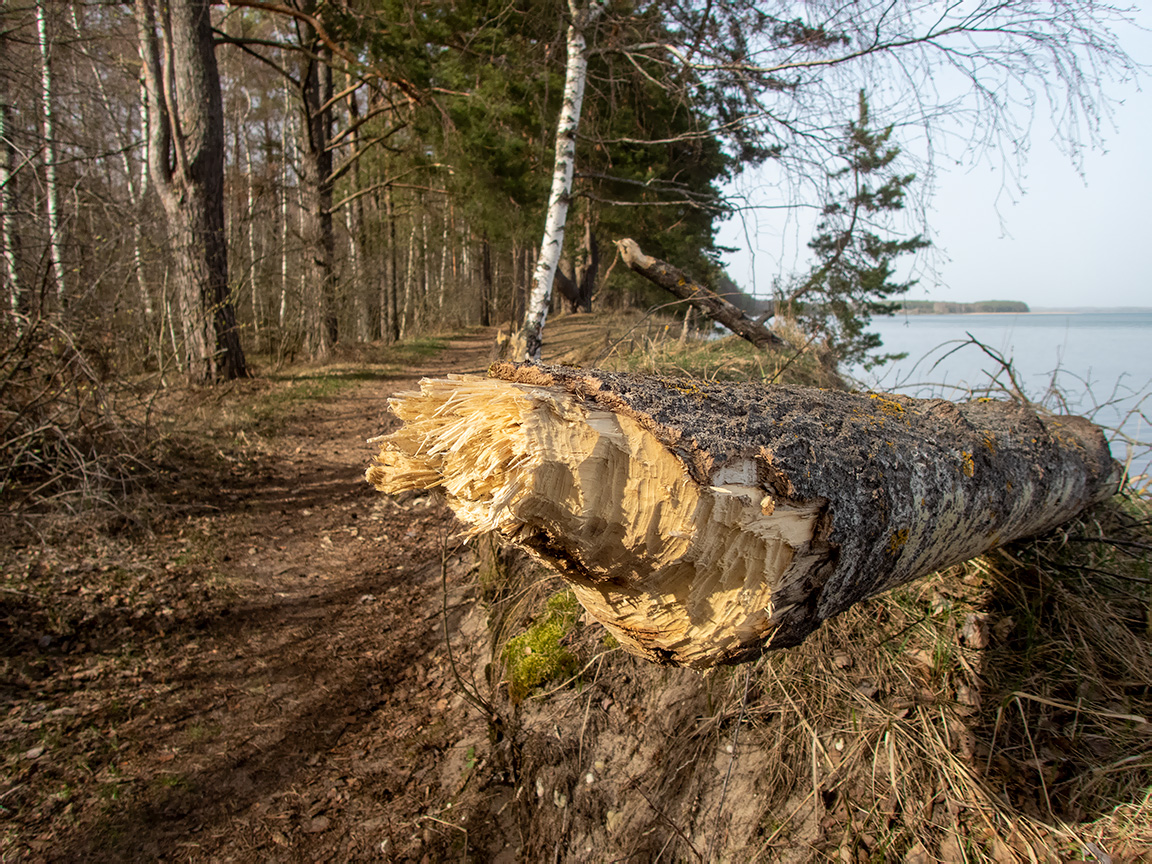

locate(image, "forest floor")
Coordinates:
1 327 516 862
3 316 1151 863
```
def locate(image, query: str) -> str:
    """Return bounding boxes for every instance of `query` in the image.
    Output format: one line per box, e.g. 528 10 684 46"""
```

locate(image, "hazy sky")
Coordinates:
717 23 1152 310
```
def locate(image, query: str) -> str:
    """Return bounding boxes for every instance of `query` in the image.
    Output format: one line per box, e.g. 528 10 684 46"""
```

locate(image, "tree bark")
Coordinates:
135 0 246 380
298 37 338 357
615 238 785 350
35 1 66 308
1 100 23 325
384 186 400 342
517 0 603 362
366 364 1119 668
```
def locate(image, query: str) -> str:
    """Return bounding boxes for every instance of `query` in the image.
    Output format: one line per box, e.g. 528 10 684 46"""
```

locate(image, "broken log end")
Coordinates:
366 366 1120 668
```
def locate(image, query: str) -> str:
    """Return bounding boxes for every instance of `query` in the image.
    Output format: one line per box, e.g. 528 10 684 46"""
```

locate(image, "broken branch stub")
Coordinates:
366 363 1119 668
614 238 784 349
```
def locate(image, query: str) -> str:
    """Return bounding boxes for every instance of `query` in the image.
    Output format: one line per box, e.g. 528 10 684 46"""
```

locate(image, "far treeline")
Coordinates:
898 301 1031 315
0 0 1138 383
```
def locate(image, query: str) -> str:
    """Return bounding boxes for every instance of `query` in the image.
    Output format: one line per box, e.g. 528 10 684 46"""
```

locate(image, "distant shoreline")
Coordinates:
897 300 1028 315
895 305 1152 315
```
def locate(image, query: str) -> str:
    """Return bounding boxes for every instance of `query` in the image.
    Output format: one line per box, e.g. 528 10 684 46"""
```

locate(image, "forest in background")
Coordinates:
3 0 1139 375
1 0 742 379
1 0 1142 512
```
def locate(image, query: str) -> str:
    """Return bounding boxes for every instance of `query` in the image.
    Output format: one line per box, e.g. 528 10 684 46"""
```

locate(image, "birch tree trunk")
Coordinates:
437 200 450 313
517 0 603 362
1 100 23 325
135 0 246 380
367 364 1120 668
35 1 66 308
344 82 367 341
400 220 416 340
279 82 292 332
242 126 260 341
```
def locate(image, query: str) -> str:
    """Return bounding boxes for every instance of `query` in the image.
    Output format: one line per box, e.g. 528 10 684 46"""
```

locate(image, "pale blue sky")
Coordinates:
717 21 1152 310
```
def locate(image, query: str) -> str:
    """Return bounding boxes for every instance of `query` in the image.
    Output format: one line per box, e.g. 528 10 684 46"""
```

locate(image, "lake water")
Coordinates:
851 311 1152 487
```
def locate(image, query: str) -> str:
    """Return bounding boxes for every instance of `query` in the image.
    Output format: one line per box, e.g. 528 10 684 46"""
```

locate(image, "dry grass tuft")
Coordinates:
713 490 1151 860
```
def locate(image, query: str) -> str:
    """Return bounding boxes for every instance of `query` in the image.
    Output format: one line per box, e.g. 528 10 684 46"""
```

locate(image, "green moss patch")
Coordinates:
502 590 582 702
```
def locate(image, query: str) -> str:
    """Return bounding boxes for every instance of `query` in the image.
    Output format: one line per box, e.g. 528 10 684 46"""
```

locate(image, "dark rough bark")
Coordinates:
368 363 1119 667
299 36 337 356
480 235 493 327
615 238 784 350
135 0 246 380
384 187 400 343
556 227 598 313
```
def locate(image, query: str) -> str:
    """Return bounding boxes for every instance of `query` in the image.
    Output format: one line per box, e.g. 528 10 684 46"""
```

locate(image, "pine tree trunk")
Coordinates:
480 235 493 328
298 40 337 357
517 0 603 361
367 364 1120 668
135 0 246 380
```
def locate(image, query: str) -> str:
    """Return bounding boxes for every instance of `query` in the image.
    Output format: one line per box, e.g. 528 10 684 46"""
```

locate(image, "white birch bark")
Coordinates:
1 101 22 325
279 80 292 330
519 0 602 362
400 220 416 339
438 201 450 311
243 127 260 338
36 1 66 307
420 197 430 329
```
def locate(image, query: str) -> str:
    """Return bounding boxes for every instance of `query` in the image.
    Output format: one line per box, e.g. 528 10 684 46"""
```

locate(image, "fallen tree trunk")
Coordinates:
366 363 1119 668
614 238 785 349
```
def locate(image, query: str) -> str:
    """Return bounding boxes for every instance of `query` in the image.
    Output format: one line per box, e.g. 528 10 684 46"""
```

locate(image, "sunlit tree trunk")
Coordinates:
384 185 399 342
35 1 66 308
438 200 450 313
135 0 246 380
1 100 23 325
518 0 602 361
419 197 430 331
279 81 292 333
297 36 337 357
241 125 260 343
400 219 415 339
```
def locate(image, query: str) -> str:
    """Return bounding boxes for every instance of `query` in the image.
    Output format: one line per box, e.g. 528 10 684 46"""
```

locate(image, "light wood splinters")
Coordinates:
366 364 1119 668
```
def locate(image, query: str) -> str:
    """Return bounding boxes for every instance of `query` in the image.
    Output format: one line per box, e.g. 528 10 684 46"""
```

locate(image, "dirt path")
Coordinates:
2 331 507 862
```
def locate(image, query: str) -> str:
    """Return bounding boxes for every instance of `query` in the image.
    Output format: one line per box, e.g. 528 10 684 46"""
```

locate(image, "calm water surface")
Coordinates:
853 312 1152 483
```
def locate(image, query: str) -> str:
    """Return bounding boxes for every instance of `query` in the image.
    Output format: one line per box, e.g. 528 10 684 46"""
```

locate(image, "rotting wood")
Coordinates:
614 238 785 349
366 363 1120 668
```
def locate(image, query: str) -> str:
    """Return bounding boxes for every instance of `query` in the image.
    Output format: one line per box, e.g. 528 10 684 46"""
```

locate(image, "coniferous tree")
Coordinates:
135 0 247 380
785 92 929 369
